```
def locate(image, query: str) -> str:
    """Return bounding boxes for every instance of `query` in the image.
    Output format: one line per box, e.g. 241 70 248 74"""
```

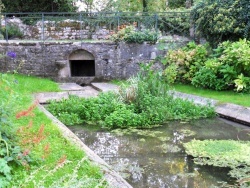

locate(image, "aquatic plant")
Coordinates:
47 64 215 129
183 139 250 187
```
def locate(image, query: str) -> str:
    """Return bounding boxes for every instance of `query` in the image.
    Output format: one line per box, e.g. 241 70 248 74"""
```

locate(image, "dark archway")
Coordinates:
69 49 95 77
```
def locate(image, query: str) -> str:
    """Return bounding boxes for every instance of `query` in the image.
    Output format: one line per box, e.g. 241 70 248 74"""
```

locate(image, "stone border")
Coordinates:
172 91 250 126
38 104 132 188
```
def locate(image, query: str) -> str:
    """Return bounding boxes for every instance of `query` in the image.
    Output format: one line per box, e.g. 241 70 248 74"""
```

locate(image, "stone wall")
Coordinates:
4 18 111 40
0 41 166 84
0 39 189 85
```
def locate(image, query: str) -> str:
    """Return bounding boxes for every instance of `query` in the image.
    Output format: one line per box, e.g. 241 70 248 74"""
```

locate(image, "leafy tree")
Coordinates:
0 0 4 12
191 0 250 47
104 0 168 12
2 0 77 12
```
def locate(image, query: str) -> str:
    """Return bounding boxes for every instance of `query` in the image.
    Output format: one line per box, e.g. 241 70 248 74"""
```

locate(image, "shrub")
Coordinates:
191 0 250 47
0 25 23 39
191 39 250 92
110 25 159 44
191 66 228 90
158 11 191 36
163 41 209 83
164 39 250 92
168 0 186 8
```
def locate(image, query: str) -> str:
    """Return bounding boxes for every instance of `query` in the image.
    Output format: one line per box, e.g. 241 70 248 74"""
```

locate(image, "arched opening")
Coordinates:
69 49 95 77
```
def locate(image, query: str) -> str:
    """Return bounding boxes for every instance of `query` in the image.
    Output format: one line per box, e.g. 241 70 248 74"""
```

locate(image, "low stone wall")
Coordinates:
0 40 188 84
4 18 111 40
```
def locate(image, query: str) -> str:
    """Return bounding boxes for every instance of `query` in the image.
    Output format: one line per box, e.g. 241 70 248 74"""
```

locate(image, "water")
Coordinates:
69 118 250 188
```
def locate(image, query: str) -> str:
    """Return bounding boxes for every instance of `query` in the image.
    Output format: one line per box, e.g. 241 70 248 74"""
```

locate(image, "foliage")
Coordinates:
183 139 250 187
0 25 23 39
0 73 106 187
191 66 228 91
191 0 250 47
168 0 186 9
163 41 209 83
164 39 250 92
107 0 168 12
163 63 178 84
16 156 107 187
192 39 250 92
0 73 35 187
158 11 191 36
2 0 77 12
110 25 159 44
47 64 215 129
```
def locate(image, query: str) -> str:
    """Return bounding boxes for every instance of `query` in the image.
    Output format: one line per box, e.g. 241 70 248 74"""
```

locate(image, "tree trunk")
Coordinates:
185 0 192 8
142 0 147 12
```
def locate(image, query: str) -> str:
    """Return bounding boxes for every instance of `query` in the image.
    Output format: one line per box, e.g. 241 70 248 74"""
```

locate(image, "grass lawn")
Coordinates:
172 83 250 107
1 74 106 187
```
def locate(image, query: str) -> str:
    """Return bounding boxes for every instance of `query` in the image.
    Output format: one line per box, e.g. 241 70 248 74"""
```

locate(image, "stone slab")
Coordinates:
216 103 250 125
171 91 250 126
34 92 69 104
59 83 85 91
91 82 119 92
68 86 99 98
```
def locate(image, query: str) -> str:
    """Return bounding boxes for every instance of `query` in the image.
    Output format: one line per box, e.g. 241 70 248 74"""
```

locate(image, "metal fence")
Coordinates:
0 11 193 42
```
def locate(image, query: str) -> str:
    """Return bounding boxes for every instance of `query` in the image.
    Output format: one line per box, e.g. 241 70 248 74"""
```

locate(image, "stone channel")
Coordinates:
36 82 250 187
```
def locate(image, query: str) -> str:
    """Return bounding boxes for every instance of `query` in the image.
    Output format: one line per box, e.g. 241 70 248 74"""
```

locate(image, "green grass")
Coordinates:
171 83 250 107
13 74 61 94
1 73 106 187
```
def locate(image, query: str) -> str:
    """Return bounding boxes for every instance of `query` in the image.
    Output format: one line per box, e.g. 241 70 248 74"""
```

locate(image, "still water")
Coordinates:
69 118 250 188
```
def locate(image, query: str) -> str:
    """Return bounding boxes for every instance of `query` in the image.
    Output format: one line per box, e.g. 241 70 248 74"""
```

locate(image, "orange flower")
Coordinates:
16 101 38 119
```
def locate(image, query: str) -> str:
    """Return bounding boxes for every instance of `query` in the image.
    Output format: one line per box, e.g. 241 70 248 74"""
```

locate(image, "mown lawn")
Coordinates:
172 83 250 107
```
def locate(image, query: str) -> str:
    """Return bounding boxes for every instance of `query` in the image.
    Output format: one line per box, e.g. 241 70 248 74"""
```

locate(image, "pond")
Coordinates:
69 117 250 188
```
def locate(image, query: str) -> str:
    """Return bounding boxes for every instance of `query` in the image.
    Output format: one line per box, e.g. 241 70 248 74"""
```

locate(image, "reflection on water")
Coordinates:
69 118 250 188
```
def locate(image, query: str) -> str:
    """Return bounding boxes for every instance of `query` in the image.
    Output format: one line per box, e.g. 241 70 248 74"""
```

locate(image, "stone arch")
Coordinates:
69 49 95 77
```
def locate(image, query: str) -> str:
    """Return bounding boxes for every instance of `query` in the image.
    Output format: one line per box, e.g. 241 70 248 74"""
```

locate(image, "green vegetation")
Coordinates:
163 40 250 93
2 0 77 12
184 140 250 187
0 25 23 40
110 25 159 44
47 64 215 129
191 0 250 47
0 73 106 187
172 83 250 107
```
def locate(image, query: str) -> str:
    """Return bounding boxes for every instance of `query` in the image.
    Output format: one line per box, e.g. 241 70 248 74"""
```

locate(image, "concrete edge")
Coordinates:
37 104 133 188
171 91 250 126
